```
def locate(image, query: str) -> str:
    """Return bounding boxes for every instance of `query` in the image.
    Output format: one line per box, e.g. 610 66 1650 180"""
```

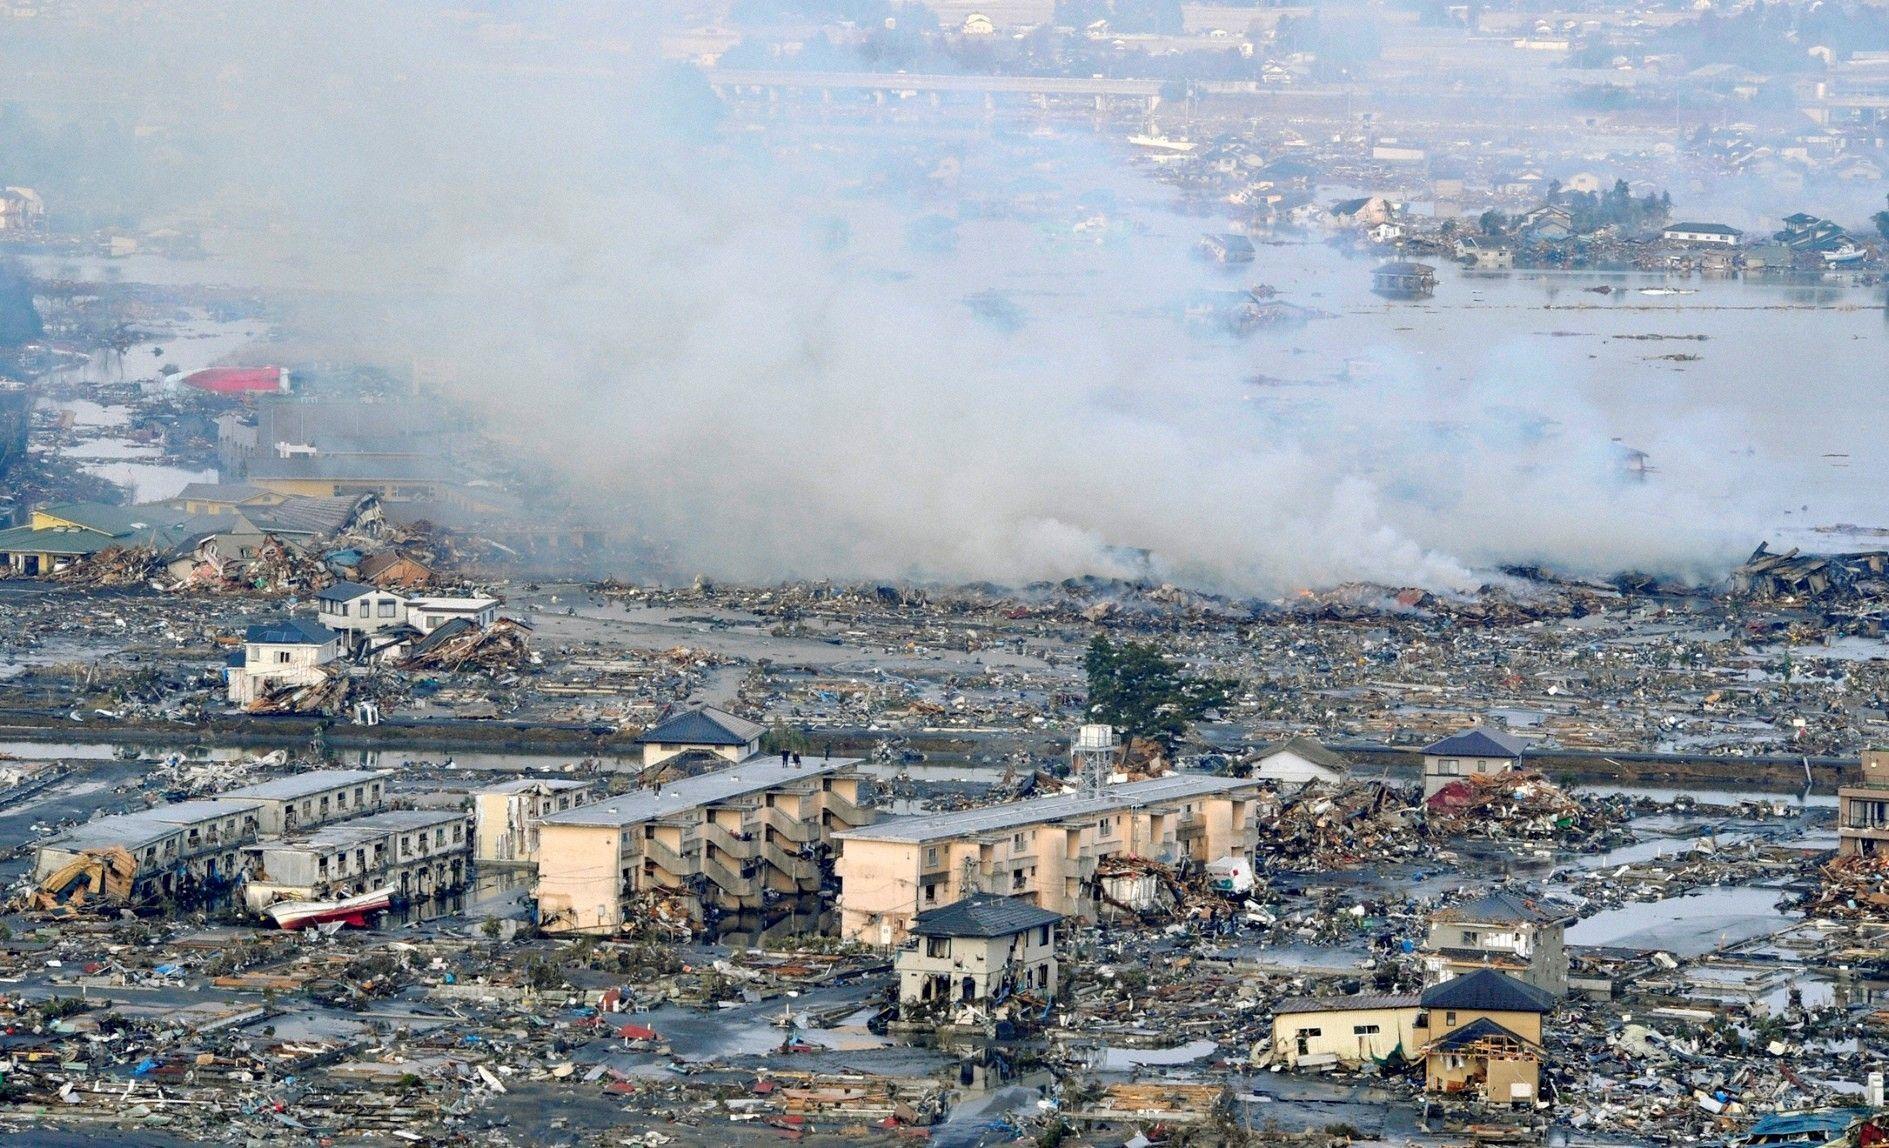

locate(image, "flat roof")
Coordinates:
837 773 1257 844
477 778 593 795
48 799 264 852
222 770 386 802
543 756 858 828
406 596 499 610
261 809 465 850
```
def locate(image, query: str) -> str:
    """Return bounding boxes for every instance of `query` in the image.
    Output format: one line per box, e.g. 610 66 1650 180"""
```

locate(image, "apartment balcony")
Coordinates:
700 821 759 860
820 790 872 828
758 804 817 844
700 854 760 899
759 840 822 888
639 836 699 877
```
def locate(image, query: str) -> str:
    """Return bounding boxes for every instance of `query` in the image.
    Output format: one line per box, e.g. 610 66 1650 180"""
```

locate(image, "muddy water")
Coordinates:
1563 884 1799 955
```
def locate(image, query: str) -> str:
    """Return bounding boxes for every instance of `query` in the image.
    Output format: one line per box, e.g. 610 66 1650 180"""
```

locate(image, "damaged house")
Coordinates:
1423 889 1575 997
226 619 342 706
895 892 1061 1013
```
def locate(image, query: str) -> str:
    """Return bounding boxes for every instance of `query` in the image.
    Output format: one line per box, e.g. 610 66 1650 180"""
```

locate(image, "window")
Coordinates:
1298 1027 1323 1038
926 937 949 958
337 791 347 808
1012 833 1026 850
923 882 938 903
275 650 291 664
354 787 364 805
925 847 939 867
1461 930 1480 946
335 602 350 618
1438 758 1460 776
378 600 397 618
1353 1024 1381 1035
1039 925 1052 945
1445 1011 1457 1026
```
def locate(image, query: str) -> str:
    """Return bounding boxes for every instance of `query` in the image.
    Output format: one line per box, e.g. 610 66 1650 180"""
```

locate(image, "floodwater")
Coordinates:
1563 884 1799 955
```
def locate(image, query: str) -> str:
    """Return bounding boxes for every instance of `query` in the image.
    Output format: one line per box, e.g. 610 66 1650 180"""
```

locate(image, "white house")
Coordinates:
896 893 1062 1013
315 582 409 640
634 706 767 768
227 619 342 706
1661 222 1742 246
405 595 501 635
1251 736 1350 790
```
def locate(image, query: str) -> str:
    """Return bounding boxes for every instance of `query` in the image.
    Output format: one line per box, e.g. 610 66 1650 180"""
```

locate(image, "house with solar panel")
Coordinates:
1421 726 1528 798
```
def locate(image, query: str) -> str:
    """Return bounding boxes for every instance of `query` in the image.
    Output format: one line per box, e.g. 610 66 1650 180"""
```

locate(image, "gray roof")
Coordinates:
248 455 445 482
1422 727 1527 759
1273 992 1421 1016
258 809 465 851
315 581 378 603
838 773 1259 844
173 483 272 504
47 799 263 852
477 778 592 795
1665 222 1742 235
909 893 1062 938
1255 736 1349 772
637 706 766 747
222 770 385 802
1431 889 1575 927
543 756 858 828
1427 1015 1540 1053
1420 969 1556 1013
245 618 339 645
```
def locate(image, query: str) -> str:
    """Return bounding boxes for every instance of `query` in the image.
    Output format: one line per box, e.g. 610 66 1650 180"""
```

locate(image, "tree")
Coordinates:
1874 194 1889 243
0 259 42 348
1082 637 1232 754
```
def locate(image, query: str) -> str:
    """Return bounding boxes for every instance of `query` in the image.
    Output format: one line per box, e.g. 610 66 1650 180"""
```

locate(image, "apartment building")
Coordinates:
221 769 388 834
835 773 1263 945
1423 889 1574 997
534 755 870 934
473 778 599 866
242 809 470 911
1838 748 1889 857
34 799 263 905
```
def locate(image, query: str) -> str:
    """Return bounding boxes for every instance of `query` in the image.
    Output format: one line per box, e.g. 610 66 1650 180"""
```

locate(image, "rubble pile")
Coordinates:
244 666 349 715
1252 780 1423 870
402 617 533 673
48 545 166 588
1733 543 1889 603
1806 853 1889 918
1424 770 1625 846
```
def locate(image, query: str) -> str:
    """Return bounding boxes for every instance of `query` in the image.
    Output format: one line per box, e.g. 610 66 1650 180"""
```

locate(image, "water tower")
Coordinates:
1072 724 1120 798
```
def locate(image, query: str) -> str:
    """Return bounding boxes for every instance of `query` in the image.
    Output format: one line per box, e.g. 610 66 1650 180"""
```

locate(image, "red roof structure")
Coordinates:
180 366 285 394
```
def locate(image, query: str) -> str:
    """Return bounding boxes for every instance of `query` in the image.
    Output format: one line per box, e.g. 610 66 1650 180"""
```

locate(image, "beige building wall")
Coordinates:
535 823 629 932
1272 1006 1421 1066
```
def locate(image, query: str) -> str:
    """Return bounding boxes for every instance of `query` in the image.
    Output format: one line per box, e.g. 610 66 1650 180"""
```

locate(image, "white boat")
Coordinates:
264 885 395 930
1822 242 1867 265
1128 133 1196 154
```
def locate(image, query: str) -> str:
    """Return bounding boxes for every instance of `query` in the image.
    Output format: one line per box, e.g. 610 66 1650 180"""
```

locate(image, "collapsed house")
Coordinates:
1732 543 1889 602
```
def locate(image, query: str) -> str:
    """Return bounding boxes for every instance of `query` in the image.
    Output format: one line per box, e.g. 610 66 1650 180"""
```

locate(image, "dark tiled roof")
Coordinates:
909 893 1063 938
1427 1015 1540 1054
1422 727 1526 759
1420 969 1556 1014
316 581 377 602
244 618 339 645
637 706 765 747
1431 889 1576 927
1273 992 1420 1016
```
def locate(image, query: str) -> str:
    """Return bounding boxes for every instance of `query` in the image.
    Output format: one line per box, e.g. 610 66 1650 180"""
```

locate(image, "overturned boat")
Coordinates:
264 885 394 930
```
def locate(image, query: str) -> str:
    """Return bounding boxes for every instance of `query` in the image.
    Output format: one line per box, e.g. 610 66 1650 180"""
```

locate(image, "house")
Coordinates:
1422 727 1526 798
1662 222 1742 246
1419 969 1554 1103
220 769 387 835
896 893 1062 1012
533 755 869 933
1837 748 1889 856
357 550 431 589
1197 233 1255 263
226 619 342 706
961 12 994 34
1517 203 1573 241
242 809 471 915
473 778 599 866
316 582 409 647
246 451 448 502
33 799 262 906
1776 214 1851 253
1371 261 1436 298
1270 992 1423 1068
1328 196 1397 228
1423 888 1576 996
405 595 501 635
635 706 767 769
0 503 191 577
836 773 1265 944
1368 221 1404 244
167 483 286 517
1250 736 1349 789
1738 1110 1877 1147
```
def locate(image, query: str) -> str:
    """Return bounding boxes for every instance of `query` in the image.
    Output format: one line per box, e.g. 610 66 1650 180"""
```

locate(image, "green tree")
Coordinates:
1082 637 1232 754
1874 194 1889 243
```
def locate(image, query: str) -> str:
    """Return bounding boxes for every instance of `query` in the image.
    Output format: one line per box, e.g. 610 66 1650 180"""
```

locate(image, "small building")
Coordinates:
1662 222 1742 246
316 582 410 645
0 186 45 231
896 893 1062 1011
0 502 189 577
1419 969 1554 1104
473 778 599 866
357 550 432 589
1424 889 1575 996
242 809 470 914
635 706 767 769
220 769 388 835
226 619 342 706
1421 726 1526 798
1371 261 1436 298
34 799 263 906
1250 736 1349 790
404 595 501 635
1837 748 1889 856
1270 992 1423 1068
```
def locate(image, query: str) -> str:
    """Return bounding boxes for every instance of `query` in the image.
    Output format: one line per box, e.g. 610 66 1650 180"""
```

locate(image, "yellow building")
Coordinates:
1419 970 1554 1104
1837 748 1889 857
533 755 870 934
835 773 1263 945
1270 993 1423 1067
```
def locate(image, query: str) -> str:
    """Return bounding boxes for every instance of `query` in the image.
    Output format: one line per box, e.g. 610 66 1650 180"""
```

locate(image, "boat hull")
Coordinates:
265 886 394 930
